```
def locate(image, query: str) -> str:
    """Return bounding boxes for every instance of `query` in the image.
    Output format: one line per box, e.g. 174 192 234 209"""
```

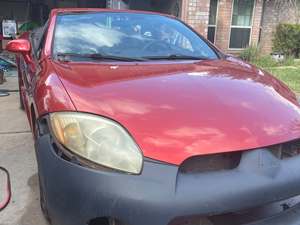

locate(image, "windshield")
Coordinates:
53 12 218 60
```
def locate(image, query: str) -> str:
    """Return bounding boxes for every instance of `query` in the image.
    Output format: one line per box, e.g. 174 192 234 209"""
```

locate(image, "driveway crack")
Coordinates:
0 130 31 135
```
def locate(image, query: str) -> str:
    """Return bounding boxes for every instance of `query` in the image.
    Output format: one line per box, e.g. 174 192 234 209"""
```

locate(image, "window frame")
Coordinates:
228 0 256 50
207 0 219 44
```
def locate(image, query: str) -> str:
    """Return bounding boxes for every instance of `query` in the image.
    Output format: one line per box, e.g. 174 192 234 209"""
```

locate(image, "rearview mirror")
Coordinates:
5 39 33 64
0 167 11 211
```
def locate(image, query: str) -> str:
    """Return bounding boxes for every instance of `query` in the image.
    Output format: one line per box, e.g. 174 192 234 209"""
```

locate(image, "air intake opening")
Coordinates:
269 138 300 159
179 152 242 174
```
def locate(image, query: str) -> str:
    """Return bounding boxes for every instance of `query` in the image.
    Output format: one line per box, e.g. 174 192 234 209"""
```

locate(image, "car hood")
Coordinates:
52 59 300 165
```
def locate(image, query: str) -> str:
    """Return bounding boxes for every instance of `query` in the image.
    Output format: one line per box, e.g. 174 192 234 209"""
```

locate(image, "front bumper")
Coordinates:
36 134 300 225
247 203 300 225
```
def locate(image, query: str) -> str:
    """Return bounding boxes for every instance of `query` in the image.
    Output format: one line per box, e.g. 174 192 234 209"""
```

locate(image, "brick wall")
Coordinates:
181 0 210 37
250 0 263 48
260 1 299 54
181 0 264 54
214 0 263 53
214 0 233 51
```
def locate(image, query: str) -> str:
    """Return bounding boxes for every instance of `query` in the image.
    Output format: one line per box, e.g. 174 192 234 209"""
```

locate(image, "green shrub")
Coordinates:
252 55 278 68
273 24 300 57
239 46 259 61
251 55 295 69
280 55 295 66
240 46 296 68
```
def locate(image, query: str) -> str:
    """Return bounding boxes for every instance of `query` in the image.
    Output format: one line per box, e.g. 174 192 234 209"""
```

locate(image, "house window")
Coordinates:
208 0 218 43
229 0 255 49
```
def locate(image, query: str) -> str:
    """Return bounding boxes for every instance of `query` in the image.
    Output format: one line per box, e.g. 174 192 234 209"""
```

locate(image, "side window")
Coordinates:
30 21 48 60
30 27 43 55
37 31 47 59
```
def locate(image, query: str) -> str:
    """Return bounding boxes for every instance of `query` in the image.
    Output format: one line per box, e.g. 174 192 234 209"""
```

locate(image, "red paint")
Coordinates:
0 167 11 211
8 9 300 165
35 65 77 115
5 39 31 53
6 38 36 72
52 59 300 164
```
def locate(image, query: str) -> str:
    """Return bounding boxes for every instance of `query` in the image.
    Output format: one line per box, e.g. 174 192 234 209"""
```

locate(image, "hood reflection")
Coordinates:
54 59 300 165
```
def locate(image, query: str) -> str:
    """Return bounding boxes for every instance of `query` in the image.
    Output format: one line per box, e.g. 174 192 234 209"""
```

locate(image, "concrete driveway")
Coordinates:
0 76 47 225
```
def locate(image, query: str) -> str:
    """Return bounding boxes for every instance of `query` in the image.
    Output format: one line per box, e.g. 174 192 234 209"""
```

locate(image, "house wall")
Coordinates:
0 1 30 22
0 0 107 26
107 0 181 16
214 0 233 51
260 1 299 54
251 0 264 50
127 0 151 9
181 0 210 37
214 0 263 53
153 0 182 17
181 0 263 54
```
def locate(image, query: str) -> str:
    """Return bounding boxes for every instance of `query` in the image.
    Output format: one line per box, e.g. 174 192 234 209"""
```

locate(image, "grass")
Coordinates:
267 67 300 94
239 46 300 94
251 56 300 94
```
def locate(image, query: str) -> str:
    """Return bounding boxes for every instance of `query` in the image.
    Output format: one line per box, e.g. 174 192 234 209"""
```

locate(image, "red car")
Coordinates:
6 8 300 225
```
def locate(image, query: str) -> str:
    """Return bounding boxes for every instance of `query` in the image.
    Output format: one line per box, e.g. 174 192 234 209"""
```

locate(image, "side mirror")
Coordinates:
0 167 11 211
5 39 33 64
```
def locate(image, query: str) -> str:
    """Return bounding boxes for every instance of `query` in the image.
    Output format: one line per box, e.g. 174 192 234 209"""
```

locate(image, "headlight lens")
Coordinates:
49 112 143 174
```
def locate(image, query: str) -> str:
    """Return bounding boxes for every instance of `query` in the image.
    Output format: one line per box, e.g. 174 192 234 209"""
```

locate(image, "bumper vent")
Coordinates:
269 138 300 159
179 152 242 174
179 139 300 174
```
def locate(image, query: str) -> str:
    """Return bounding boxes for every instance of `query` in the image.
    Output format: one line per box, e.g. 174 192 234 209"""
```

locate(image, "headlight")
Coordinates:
49 112 143 174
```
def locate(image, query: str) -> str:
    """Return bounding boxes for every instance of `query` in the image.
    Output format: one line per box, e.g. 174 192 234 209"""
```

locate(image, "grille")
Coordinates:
179 139 300 174
269 138 300 159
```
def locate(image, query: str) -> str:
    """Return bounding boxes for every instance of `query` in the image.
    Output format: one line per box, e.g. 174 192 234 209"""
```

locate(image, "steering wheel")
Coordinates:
142 40 171 52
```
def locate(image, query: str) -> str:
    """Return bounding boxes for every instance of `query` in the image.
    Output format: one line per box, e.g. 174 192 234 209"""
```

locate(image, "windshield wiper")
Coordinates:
143 54 210 60
56 53 146 62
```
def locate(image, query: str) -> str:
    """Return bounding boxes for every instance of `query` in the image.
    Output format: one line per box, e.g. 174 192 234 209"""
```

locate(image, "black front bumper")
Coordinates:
36 134 300 225
246 203 300 225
